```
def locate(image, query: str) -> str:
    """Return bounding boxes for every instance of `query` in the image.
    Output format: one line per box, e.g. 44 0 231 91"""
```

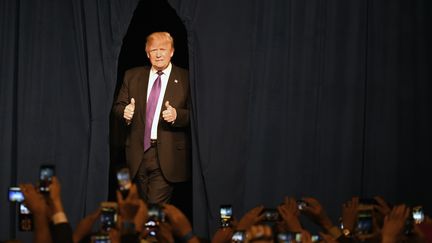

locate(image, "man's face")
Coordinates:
146 38 174 70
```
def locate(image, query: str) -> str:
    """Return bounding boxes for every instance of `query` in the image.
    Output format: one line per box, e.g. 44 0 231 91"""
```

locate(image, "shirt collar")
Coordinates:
151 63 172 76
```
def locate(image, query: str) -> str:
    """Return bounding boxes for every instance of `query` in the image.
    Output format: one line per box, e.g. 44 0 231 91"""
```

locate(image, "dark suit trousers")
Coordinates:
135 145 173 204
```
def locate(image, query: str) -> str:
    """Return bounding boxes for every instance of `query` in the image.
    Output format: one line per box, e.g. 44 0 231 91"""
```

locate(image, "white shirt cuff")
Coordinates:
52 212 68 224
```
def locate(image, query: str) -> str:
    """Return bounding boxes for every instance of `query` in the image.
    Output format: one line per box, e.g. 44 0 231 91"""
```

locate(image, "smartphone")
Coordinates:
39 165 55 193
232 231 246 243
311 234 321 242
116 167 131 198
145 204 165 237
359 198 378 205
20 203 31 215
262 208 280 222
148 204 165 222
100 202 118 231
277 232 302 243
220 204 233 228
91 233 110 243
412 206 424 224
296 200 308 210
9 187 24 203
18 204 33 231
145 219 158 237
356 206 373 236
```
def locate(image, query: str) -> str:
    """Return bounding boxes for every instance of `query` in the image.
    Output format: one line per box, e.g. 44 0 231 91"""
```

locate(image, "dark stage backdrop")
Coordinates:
0 0 139 240
168 0 432 237
1 0 432 241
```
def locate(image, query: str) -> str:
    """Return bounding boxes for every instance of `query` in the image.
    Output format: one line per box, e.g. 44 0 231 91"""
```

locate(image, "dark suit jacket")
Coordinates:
113 65 191 182
50 222 73 243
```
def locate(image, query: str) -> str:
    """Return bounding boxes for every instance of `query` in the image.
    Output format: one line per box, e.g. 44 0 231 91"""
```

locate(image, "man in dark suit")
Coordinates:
113 32 190 204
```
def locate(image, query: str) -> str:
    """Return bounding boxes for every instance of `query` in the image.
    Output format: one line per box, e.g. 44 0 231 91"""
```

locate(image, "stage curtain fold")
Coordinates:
168 0 432 237
0 0 139 239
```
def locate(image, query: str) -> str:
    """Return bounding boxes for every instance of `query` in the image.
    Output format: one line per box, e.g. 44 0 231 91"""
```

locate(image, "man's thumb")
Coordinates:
131 98 135 106
165 101 171 108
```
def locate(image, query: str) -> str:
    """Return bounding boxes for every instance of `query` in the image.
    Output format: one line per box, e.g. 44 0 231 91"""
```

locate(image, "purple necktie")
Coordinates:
144 71 163 151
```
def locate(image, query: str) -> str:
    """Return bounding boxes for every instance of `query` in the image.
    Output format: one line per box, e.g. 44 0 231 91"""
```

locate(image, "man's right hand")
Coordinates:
123 98 135 124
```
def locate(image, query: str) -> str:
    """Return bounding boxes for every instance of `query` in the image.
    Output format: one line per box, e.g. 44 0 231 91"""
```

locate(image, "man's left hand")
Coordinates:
162 101 177 123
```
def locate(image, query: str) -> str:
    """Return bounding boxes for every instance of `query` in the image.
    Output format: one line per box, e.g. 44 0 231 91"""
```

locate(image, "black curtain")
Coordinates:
169 0 432 237
0 0 138 239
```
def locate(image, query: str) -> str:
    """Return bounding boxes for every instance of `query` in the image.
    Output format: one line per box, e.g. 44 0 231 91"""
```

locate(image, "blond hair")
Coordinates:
145 32 174 52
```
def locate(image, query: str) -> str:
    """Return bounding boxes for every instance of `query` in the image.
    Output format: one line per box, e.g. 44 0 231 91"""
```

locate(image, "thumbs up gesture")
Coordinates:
162 101 177 123
123 98 135 124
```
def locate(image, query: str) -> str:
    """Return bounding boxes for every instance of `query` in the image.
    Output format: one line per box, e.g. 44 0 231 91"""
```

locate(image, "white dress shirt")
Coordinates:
147 63 172 140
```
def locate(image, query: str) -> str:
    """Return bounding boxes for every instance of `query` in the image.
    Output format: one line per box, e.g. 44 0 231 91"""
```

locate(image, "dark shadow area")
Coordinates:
109 0 191 219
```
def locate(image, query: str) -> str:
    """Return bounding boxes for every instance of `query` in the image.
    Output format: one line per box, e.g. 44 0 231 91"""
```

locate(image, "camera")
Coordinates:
262 208 280 222
39 165 55 193
231 230 246 243
412 206 424 224
220 204 233 228
277 232 302 243
116 167 131 198
100 202 117 232
18 204 33 231
145 204 165 237
9 187 24 203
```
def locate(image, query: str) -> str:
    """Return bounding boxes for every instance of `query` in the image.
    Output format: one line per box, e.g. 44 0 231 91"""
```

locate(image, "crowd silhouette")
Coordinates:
6 172 431 243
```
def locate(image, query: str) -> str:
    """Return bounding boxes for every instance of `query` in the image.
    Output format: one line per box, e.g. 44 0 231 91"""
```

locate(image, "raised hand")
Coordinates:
163 204 192 238
374 195 392 216
20 184 48 216
162 101 177 123
116 184 147 234
301 197 334 232
381 204 410 243
237 205 265 231
48 177 64 216
73 209 100 243
246 224 273 242
211 227 234 243
123 98 135 124
319 232 339 243
277 197 303 232
341 197 359 233
20 184 52 243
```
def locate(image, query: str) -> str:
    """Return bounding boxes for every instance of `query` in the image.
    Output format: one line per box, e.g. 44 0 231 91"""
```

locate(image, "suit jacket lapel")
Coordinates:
161 65 178 114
